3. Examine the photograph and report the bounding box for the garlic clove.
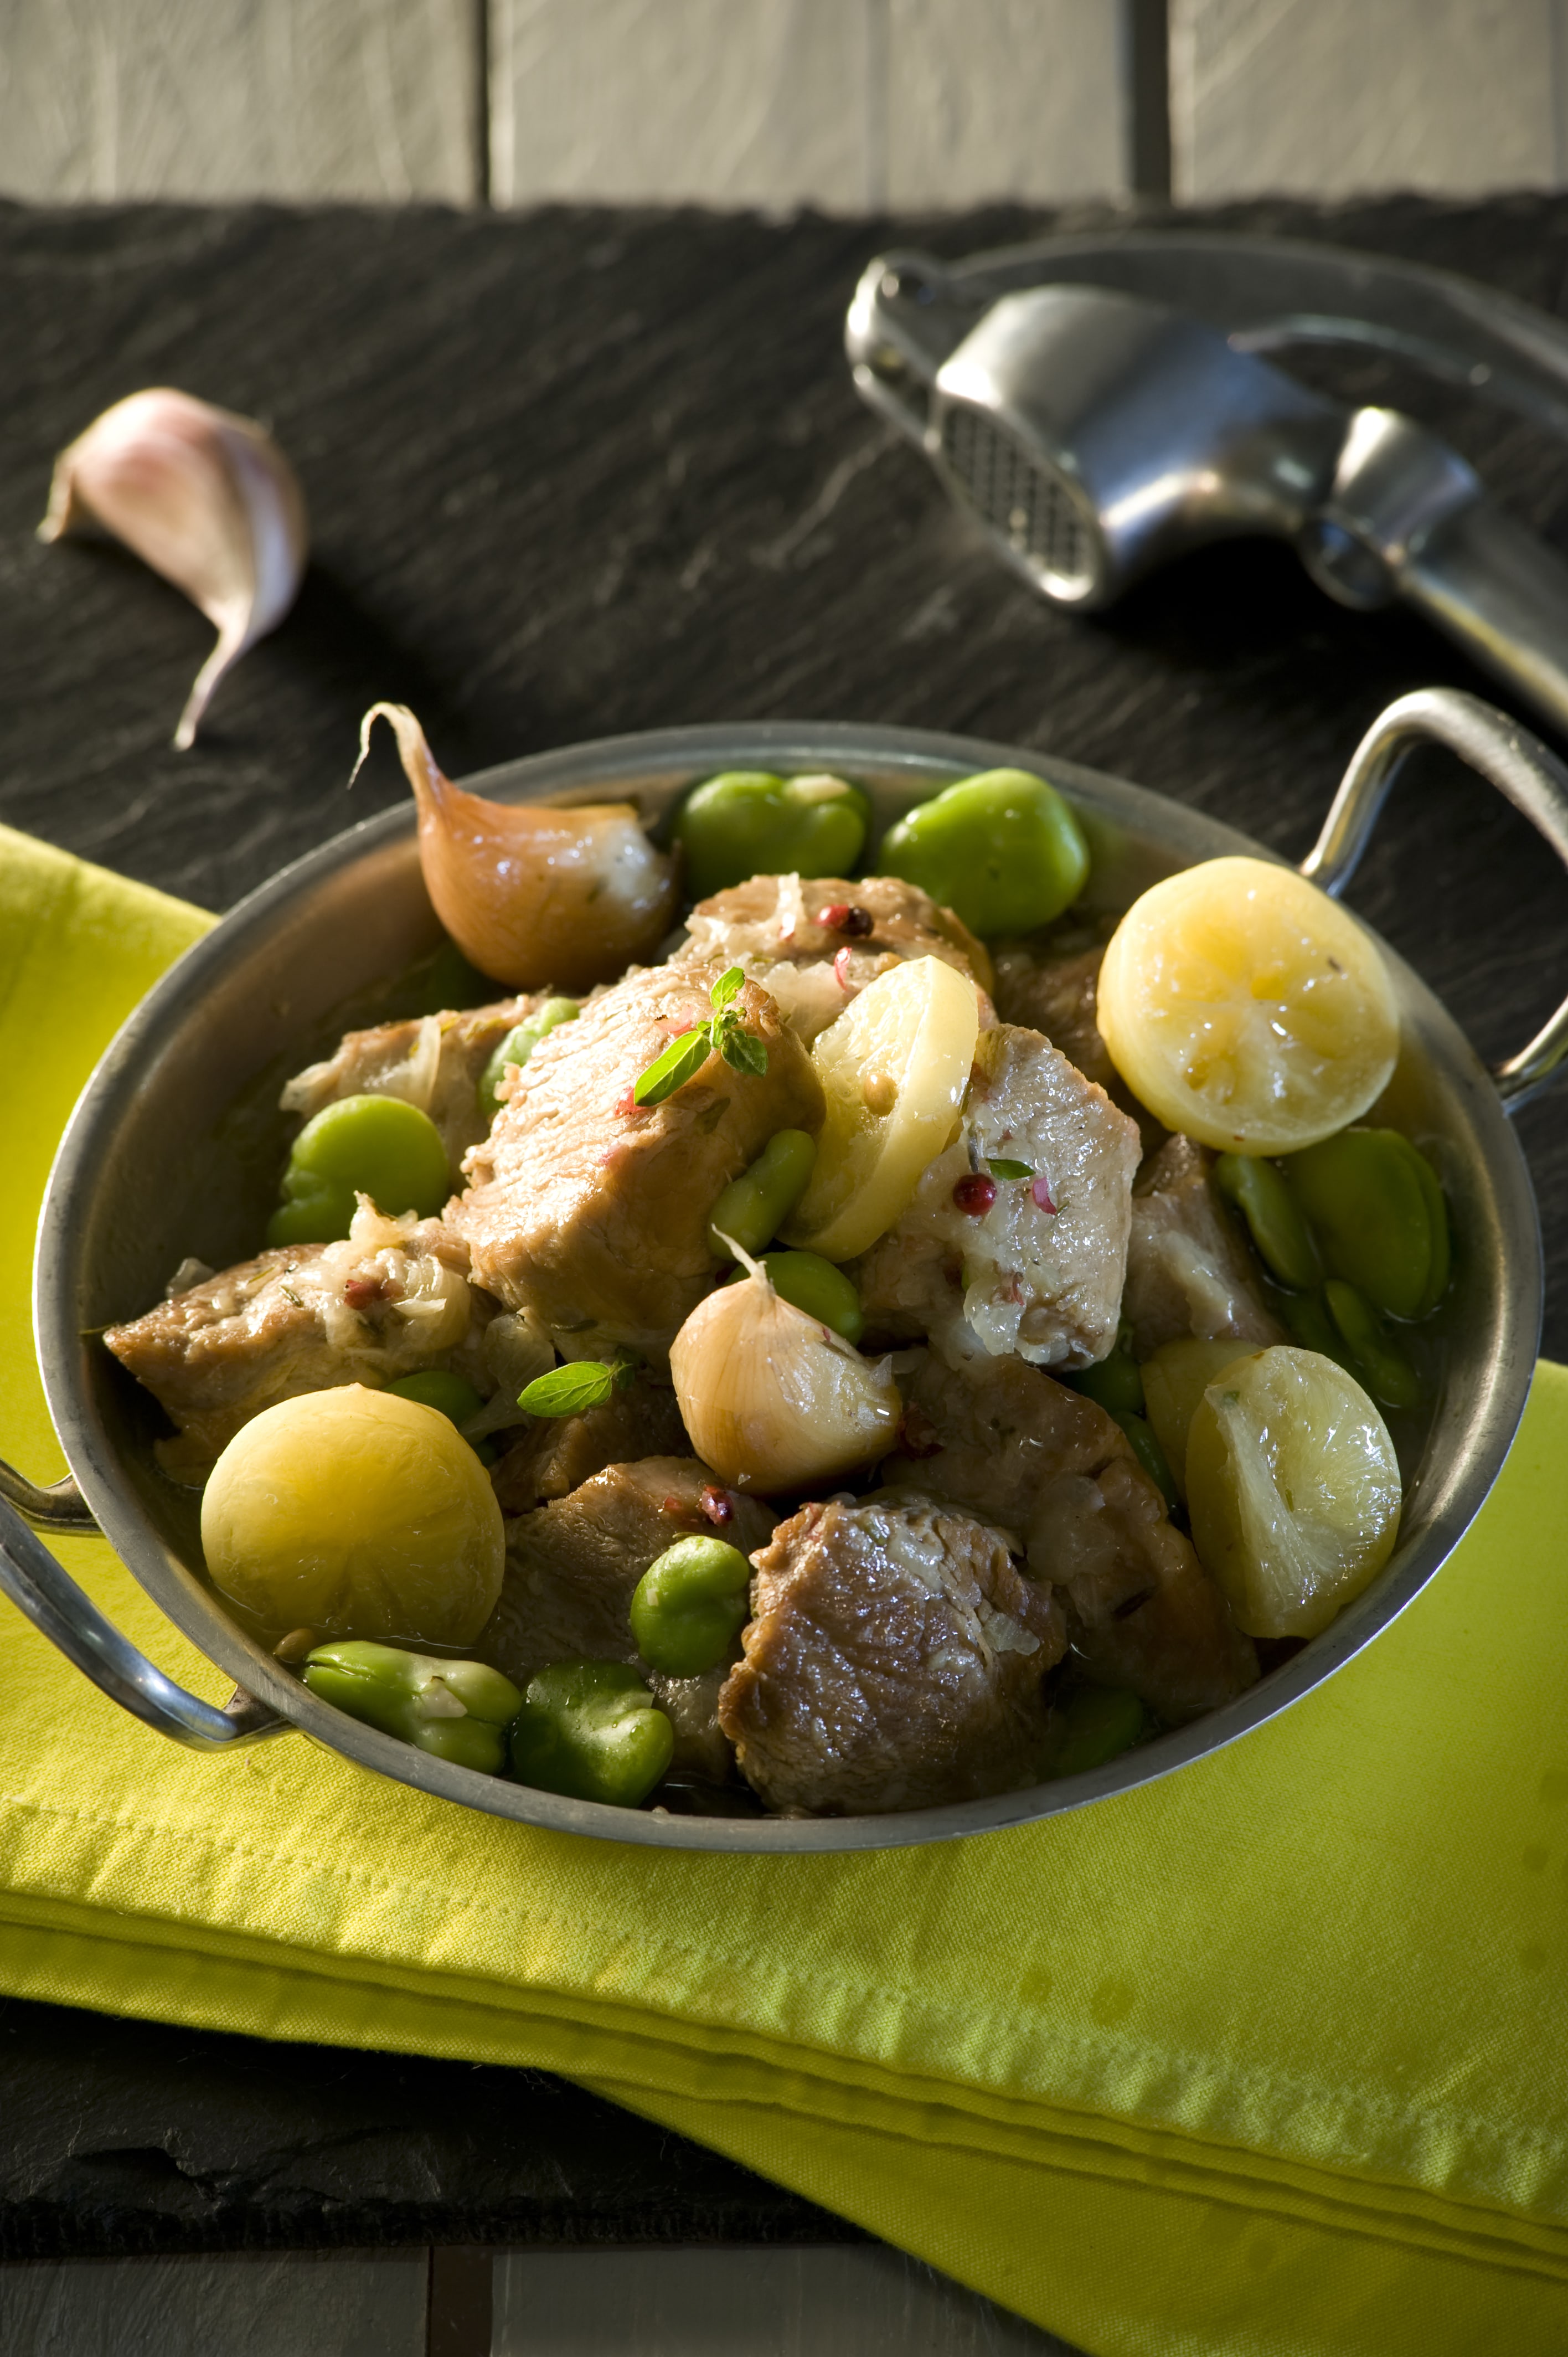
[670,1257,901,1493]
[358,703,679,991]
[39,387,308,750]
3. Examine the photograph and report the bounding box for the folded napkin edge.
[5,1889,1568,2286]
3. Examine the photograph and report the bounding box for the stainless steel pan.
[3,687,1565,1852]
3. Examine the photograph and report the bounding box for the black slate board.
[1,190,1564,2260]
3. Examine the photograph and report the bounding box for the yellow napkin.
[4,821,1568,2357]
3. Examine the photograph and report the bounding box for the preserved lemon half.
[781,956,979,1261]
[202,1385,505,1645]
[1096,856,1399,1154]
[1185,1346,1401,1638]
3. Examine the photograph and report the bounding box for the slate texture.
[0,1996,858,2261]
[0,191,1564,2256]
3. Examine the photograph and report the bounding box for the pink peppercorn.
[821,902,874,937]
[952,1173,997,1215]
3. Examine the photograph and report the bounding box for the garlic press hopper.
[847,232,1568,740]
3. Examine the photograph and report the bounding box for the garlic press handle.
[1301,686,1568,1109]
[1299,408,1568,745]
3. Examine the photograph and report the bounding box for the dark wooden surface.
[1,189,1564,2261]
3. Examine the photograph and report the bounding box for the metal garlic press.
[847,232,1568,739]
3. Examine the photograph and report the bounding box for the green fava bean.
[760,1250,864,1342]
[266,1179,358,1248]
[674,771,871,901]
[274,1093,450,1247]
[878,769,1090,939]
[630,1535,753,1677]
[1276,1286,1358,1375]
[510,1661,674,1807]
[385,1370,488,1444]
[1055,1685,1146,1777]
[1282,1128,1447,1320]
[1324,1279,1421,1411]
[1213,1153,1318,1290]
[1069,1331,1144,1420]
[303,1640,522,1774]
[478,997,579,1122]
[708,1130,817,1259]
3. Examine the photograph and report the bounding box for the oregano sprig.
[518,1352,639,1418]
[632,966,768,1108]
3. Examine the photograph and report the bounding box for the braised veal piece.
[1123,1134,1285,1358]
[481,1456,776,1777]
[677,872,994,1042]
[282,996,541,1177]
[719,1497,1065,1814]
[852,1021,1141,1368]
[881,1350,1258,1722]
[489,1375,688,1514]
[105,1201,486,1474]
[452,963,822,1357]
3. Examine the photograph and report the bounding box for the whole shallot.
[39,388,308,749]
[358,703,678,990]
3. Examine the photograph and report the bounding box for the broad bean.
[1213,1152,1318,1290]
[478,997,579,1121]
[1275,1286,1357,1374]
[674,771,870,901]
[386,1369,486,1425]
[630,1535,753,1677]
[303,1640,522,1773]
[1069,1327,1144,1420]
[761,1249,864,1342]
[384,1370,495,1461]
[1324,1279,1421,1411]
[509,1661,674,1807]
[708,1130,817,1260]
[878,768,1090,938]
[1281,1128,1448,1320]
[267,1093,450,1247]
[1054,1685,1146,1777]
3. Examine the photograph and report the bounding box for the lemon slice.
[1185,1345,1401,1638]
[1096,856,1399,1154]
[781,956,979,1261]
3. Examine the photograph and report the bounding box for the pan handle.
[0,1484,284,1749]
[1300,686,1568,1111]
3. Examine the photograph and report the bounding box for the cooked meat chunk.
[104,1201,482,1474]
[478,1456,775,1777]
[452,965,822,1357]
[281,997,541,1177]
[879,1350,1257,1723]
[1123,1134,1285,1361]
[1030,1457,1258,1721]
[879,1346,1133,1532]
[719,1498,1064,1815]
[850,1022,1139,1370]
[489,1376,689,1513]
[675,873,994,1043]
[991,941,1162,1148]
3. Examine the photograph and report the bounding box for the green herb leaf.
[633,1024,712,1106]
[518,1361,623,1417]
[987,1157,1035,1181]
[709,965,746,1012]
[717,1022,769,1079]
